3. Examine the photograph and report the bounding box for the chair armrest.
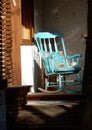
[66,53,82,59]
[66,54,82,67]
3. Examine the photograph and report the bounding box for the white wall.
[20,45,42,92]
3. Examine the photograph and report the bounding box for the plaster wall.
[34,0,43,32]
[42,0,87,77]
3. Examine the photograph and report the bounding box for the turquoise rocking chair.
[34,32,82,92]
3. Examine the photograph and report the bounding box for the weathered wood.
[11,0,22,85]
[0,0,13,85]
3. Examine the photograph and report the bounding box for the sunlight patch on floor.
[26,100,79,117]
[27,100,79,106]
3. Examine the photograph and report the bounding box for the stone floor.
[7,97,82,130]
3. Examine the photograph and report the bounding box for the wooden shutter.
[0,0,13,86]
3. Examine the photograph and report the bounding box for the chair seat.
[55,67,81,74]
[46,67,81,76]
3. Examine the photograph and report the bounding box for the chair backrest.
[34,32,67,56]
[34,32,68,74]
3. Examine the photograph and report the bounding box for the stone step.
[26,91,82,101]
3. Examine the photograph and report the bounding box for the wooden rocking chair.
[34,32,82,92]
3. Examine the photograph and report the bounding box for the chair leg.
[77,73,82,89]
[46,74,82,91]
[46,76,50,90]
[58,74,62,91]
[63,75,66,90]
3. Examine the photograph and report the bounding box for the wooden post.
[11,0,22,85]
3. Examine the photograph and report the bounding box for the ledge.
[6,85,31,122]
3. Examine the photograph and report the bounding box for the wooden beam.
[11,0,22,85]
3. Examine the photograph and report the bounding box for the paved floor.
[7,100,82,130]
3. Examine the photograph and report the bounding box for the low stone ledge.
[6,85,31,123]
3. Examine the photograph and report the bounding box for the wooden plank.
[11,0,22,85]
